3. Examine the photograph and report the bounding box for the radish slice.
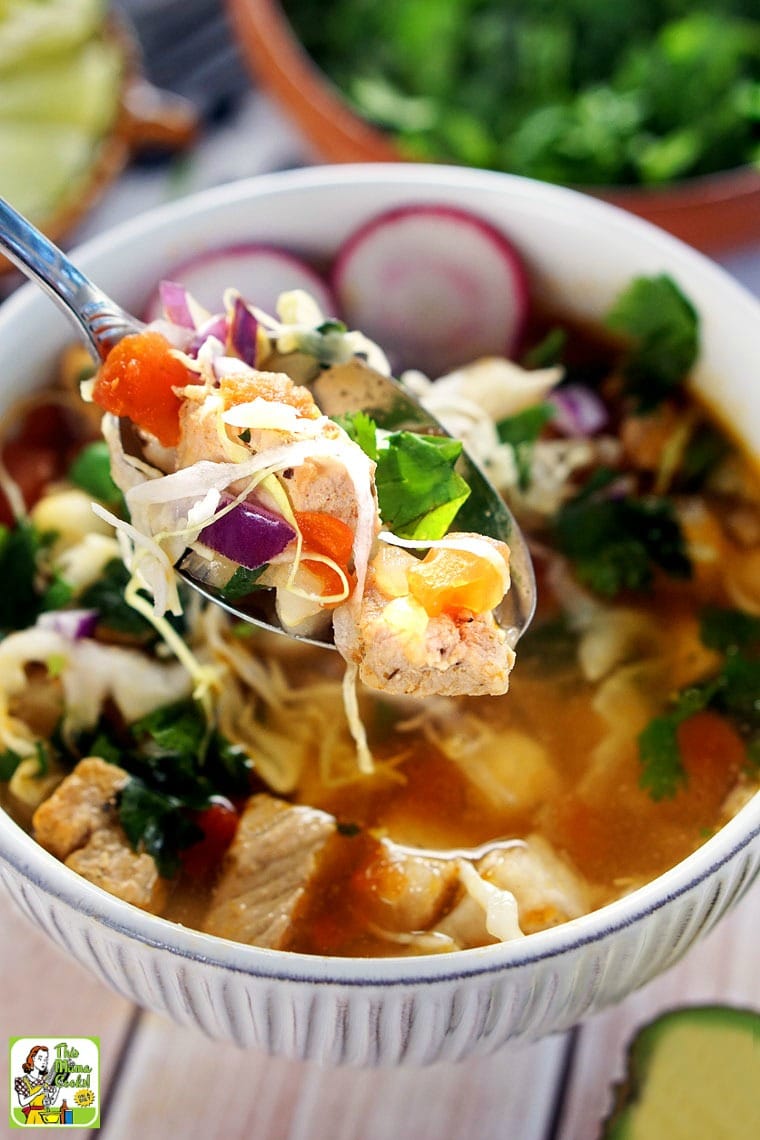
[144,244,338,322]
[331,205,529,378]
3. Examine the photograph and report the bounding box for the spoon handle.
[0,197,140,361]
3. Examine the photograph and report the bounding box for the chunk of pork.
[202,793,336,949]
[32,757,168,913]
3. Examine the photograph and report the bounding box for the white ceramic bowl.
[1,166,759,1066]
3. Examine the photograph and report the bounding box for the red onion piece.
[159,281,197,329]
[230,296,258,366]
[37,609,99,641]
[189,313,228,358]
[548,384,608,436]
[198,496,295,569]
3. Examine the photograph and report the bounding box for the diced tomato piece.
[294,509,356,601]
[92,331,188,447]
[407,546,506,618]
[181,802,239,880]
[677,710,746,806]
[0,442,60,524]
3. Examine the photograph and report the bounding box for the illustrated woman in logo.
[14,1046,60,1124]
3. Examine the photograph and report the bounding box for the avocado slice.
[602,1006,760,1139]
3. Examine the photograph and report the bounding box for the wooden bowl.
[228,0,760,254]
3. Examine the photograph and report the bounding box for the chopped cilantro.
[78,559,187,640]
[699,606,760,654]
[124,699,252,806]
[334,410,379,460]
[521,327,567,369]
[220,564,268,600]
[678,421,730,489]
[336,414,471,538]
[0,748,24,782]
[238,428,252,444]
[605,275,699,410]
[376,431,470,539]
[0,521,46,632]
[117,778,203,878]
[638,682,718,800]
[41,573,73,613]
[33,741,49,776]
[69,700,254,873]
[67,441,124,509]
[497,402,555,491]
[317,319,347,335]
[639,605,760,800]
[554,470,691,597]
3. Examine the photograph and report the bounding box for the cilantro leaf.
[117,778,203,878]
[220,564,268,600]
[336,415,472,539]
[127,699,252,805]
[638,683,717,800]
[497,402,555,491]
[41,573,74,613]
[78,559,187,641]
[68,441,124,509]
[638,607,760,800]
[375,431,471,539]
[334,410,379,461]
[699,606,760,654]
[554,473,691,597]
[605,275,699,410]
[0,521,45,632]
[521,327,567,369]
[0,748,24,782]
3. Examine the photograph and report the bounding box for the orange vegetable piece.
[677,710,746,809]
[407,546,506,618]
[220,371,318,418]
[92,331,189,447]
[294,509,355,601]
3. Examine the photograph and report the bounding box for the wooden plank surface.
[99,1012,569,1140]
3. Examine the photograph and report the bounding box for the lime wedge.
[0,122,101,223]
[0,38,122,132]
[0,0,105,72]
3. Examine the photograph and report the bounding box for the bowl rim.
[0,162,759,985]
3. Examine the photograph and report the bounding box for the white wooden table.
[1,78,759,1139]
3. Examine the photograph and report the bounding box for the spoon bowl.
[0,195,536,645]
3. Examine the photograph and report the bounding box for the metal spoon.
[0,196,536,646]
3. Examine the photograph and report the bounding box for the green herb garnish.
[605,275,699,410]
[638,606,760,799]
[334,409,378,460]
[554,468,691,596]
[336,412,471,540]
[0,748,24,782]
[497,402,555,491]
[117,778,203,878]
[220,564,268,600]
[68,441,124,508]
[78,559,187,640]
[0,521,75,630]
